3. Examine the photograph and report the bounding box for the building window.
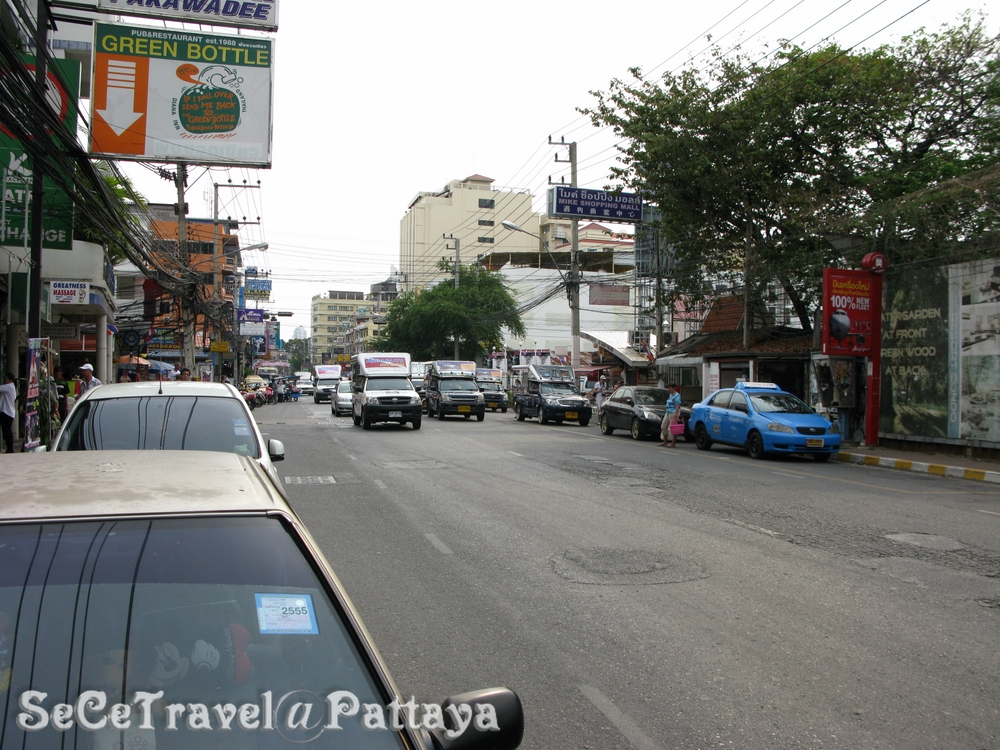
[478,219,494,226]
[478,237,494,244]
[478,198,495,209]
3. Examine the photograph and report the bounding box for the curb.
[835,451,1000,484]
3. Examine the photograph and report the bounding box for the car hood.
[763,412,831,429]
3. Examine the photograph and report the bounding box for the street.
[259,400,1000,750]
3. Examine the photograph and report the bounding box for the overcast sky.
[116,0,995,340]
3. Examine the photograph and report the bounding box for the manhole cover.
[551,548,708,585]
[885,533,966,551]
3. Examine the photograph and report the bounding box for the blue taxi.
[688,382,841,461]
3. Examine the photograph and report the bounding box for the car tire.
[437,406,446,420]
[813,452,831,462]
[313,396,319,404]
[477,413,484,422]
[362,410,372,430]
[600,414,614,435]
[331,404,336,415]
[501,407,507,413]
[540,412,549,425]
[412,417,421,430]
[746,431,766,460]
[353,411,361,427]
[695,423,713,451]
[516,404,525,422]
[579,418,590,427]
[630,418,643,440]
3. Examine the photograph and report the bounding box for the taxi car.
[688,382,841,460]
[0,451,524,750]
[53,381,286,487]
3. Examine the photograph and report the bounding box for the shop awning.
[581,331,652,367]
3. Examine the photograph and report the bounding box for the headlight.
[440,393,451,402]
[476,393,485,402]
[544,397,560,405]
[367,396,380,405]
[767,422,795,434]
[411,396,422,404]
[828,423,839,434]
[641,410,659,420]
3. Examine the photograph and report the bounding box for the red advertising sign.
[822,268,879,356]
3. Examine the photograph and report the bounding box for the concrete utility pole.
[552,137,581,367]
[27,0,48,340]
[444,234,460,359]
[176,164,197,368]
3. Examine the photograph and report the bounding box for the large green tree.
[583,14,1000,331]
[372,264,525,360]
[282,337,309,373]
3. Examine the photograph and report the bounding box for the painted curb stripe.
[836,451,1000,484]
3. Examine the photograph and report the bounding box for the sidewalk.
[835,444,1000,484]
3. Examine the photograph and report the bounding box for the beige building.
[310,290,365,364]
[400,174,538,291]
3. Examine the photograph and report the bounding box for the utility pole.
[654,227,664,355]
[27,0,48,340]
[743,204,752,350]
[176,164,197,368]
[552,138,581,367]
[444,234,460,359]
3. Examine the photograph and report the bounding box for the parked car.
[53,381,286,486]
[599,385,691,441]
[0,451,524,750]
[332,379,353,416]
[688,381,841,460]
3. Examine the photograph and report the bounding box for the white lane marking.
[508,451,523,456]
[978,509,1000,517]
[579,685,661,750]
[346,455,357,461]
[772,471,801,478]
[424,534,453,555]
[374,479,387,489]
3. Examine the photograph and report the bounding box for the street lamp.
[501,220,579,366]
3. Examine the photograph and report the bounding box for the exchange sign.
[548,186,642,223]
[90,23,273,166]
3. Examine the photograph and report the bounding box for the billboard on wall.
[588,283,630,306]
[821,269,877,357]
[90,23,273,166]
[1,57,80,250]
[97,0,279,31]
[880,257,1000,444]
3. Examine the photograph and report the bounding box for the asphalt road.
[258,399,1000,750]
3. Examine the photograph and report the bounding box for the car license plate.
[806,438,824,448]
[389,411,402,418]
[488,402,498,408]
[565,411,578,419]
[458,405,471,413]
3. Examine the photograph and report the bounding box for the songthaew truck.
[426,361,486,421]
[312,364,342,404]
[476,368,508,413]
[350,353,422,430]
[513,364,592,426]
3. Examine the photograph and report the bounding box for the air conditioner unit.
[661,331,680,346]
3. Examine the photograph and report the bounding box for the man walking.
[1,373,16,453]
[78,363,102,395]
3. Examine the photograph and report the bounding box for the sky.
[113,0,997,341]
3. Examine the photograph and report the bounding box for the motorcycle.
[241,389,256,411]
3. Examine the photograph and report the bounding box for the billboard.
[245,277,271,300]
[1,57,81,250]
[821,269,878,357]
[588,283,630,306]
[90,23,273,166]
[548,186,641,223]
[238,308,265,335]
[97,0,279,31]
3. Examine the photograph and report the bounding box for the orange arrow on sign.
[91,54,149,156]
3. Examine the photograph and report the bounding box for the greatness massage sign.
[16,689,501,741]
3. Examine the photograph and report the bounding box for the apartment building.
[311,290,365,363]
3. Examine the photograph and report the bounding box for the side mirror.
[624,398,633,406]
[267,438,285,462]
[428,688,523,750]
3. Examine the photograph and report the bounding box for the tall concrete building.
[310,290,365,364]
[400,175,538,291]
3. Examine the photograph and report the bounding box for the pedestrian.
[593,375,608,411]
[78,363,103,395]
[179,368,192,381]
[658,382,683,448]
[1,373,16,454]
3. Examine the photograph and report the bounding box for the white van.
[350,353,422,430]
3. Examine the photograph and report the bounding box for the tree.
[583,14,1000,332]
[372,264,525,360]
[282,338,309,373]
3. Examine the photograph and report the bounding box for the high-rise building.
[310,290,365,363]
[399,175,537,291]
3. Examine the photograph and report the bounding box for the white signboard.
[97,0,279,31]
[48,281,89,304]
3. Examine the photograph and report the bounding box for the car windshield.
[366,378,413,391]
[317,378,339,387]
[338,381,353,393]
[0,517,406,749]
[480,383,502,392]
[749,392,813,414]
[56,396,260,458]
[439,379,478,392]
[540,382,579,395]
[635,388,671,406]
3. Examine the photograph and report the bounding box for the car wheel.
[476,413,485,422]
[437,406,446,420]
[313,396,319,404]
[813,452,831,462]
[600,414,614,435]
[579,418,590,427]
[331,404,336,415]
[501,407,507,413]
[540,412,549,425]
[630,418,643,440]
[695,423,713,451]
[746,431,766,460]
[516,404,525,422]
[362,410,372,430]
[412,417,421,430]
[352,411,361,427]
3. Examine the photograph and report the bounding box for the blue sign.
[239,309,265,323]
[548,186,642,223]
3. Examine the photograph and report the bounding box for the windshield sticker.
[232,418,251,436]
[255,593,319,634]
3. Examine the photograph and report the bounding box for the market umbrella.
[145,360,175,373]
[118,355,151,365]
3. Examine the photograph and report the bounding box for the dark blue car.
[688,382,841,461]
